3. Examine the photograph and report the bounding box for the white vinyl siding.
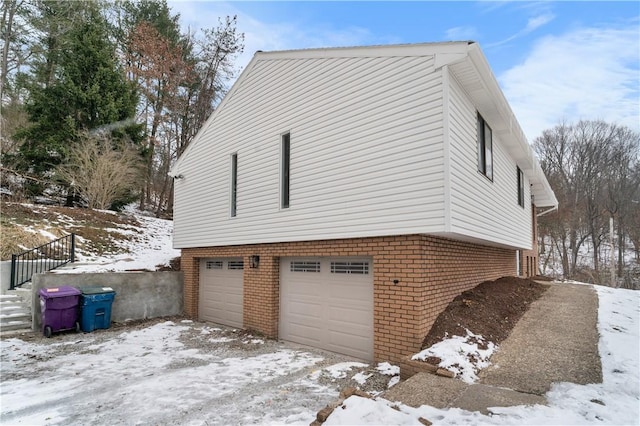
[447,71,532,249]
[173,55,445,248]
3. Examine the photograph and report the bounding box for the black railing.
[10,233,75,290]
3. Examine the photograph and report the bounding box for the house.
[170,41,558,364]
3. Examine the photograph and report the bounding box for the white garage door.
[199,258,244,328]
[280,257,373,360]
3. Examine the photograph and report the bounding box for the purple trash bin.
[39,286,81,337]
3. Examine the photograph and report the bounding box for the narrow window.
[231,153,237,217]
[281,133,290,209]
[477,113,493,181]
[517,166,525,207]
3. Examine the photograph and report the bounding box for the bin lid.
[39,286,81,298]
[80,286,116,295]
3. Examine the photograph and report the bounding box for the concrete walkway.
[383,282,602,414]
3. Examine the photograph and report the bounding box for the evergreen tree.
[10,2,142,188]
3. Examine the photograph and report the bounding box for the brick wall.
[181,234,516,364]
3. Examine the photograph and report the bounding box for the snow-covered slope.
[1,202,180,272]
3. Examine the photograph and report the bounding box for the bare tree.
[604,126,640,277]
[535,120,640,283]
[56,132,142,210]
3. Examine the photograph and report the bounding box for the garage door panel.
[327,333,371,360]
[280,257,373,360]
[289,281,324,297]
[199,258,243,328]
[327,283,371,300]
[288,301,323,317]
[328,306,371,326]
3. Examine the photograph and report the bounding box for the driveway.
[1,318,398,425]
[383,282,604,415]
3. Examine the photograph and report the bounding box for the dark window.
[290,261,320,272]
[477,113,493,180]
[231,153,237,217]
[517,166,525,207]
[228,260,244,270]
[330,261,369,274]
[206,260,223,269]
[281,133,290,209]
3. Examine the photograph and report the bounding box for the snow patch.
[376,362,400,376]
[352,372,373,385]
[324,362,369,379]
[412,329,496,383]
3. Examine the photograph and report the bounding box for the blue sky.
[168,1,640,141]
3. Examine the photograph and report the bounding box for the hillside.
[0,201,179,272]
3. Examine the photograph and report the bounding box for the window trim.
[280,132,291,209]
[517,166,525,208]
[230,152,238,217]
[477,113,493,181]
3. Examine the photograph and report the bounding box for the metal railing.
[10,233,75,290]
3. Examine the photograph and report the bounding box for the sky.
[166,1,639,143]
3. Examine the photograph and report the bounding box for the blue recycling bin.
[80,287,116,332]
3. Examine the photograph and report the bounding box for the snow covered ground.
[62,212,180,273]
[0,321,399,425]
[326,285,640,425]
[2,285,637,425]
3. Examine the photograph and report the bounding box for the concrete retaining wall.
[32,272,183,331]
[1,261,11,294]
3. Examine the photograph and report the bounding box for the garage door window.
[330,261,369,274]
[290,261,321,272]
[228,260,244,270]
[205,260,223,269]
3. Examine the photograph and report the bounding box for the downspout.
[537,206,558,217]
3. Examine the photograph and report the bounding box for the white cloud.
[445,26,479,41]
[500,25,640,141]
[487,12,555,47]
[525,13,555,31]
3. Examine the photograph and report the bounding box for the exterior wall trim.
[442,64,452,233]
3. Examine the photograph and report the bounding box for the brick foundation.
[181,234,516,364]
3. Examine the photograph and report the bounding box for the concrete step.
[0,288,33,333]
[5,287,33,306]
[0,305,31,315]
[0,320,33,333]
[1,311,31,323]
[0,294,23,302]
[0,290,31,306]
